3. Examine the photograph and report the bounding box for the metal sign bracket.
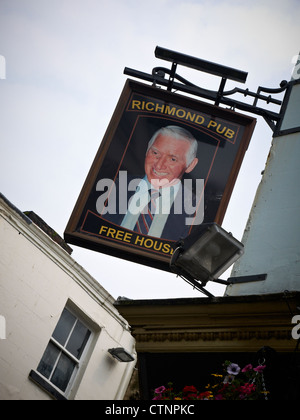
[124,46,290,133]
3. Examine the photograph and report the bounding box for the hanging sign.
[64,80,256,271]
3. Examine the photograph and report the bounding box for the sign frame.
[64,79,256,272]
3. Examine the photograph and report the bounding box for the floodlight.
[108,348,135,363]
[170,223,244,296]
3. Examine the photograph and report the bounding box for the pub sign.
[64,80,256,271]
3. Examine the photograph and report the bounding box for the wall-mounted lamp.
[170,223,245,297]
[108,348,135,363]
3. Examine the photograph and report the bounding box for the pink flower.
[242,364,253,372]
[254,365,266,373]
[154,386,166,394]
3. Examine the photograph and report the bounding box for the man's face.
[144,134,198,188]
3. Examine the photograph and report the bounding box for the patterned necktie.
[134,189,160,235]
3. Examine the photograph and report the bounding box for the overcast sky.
[0,0,299,300]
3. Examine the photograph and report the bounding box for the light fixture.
[170,223,244,297]
[108,348,135,363]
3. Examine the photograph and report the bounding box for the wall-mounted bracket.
[124,46,290,132]
[174,273,267,298]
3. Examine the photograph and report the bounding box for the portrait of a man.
[98,125,203,241]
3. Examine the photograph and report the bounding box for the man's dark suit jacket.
[100,176,200,242]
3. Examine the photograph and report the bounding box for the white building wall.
[226,79,300,296]
[0,195,136,400]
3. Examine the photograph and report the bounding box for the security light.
[170,223,244,297]
[108,348,135,363]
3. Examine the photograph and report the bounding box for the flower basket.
[152,360,269,401]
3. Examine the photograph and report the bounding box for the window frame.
[30,305,95,400]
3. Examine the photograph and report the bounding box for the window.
[31,307,92,399]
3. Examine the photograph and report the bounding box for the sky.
[0,0,299,300]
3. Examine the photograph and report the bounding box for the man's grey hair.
[147,125,198,167]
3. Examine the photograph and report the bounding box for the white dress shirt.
[121,176,181,238]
